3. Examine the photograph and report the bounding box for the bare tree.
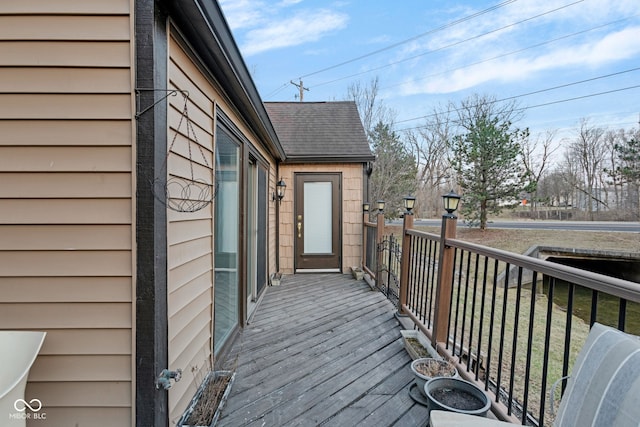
[404,107,453,217]
[521,130,558,216]
[569,119,608,220]
[346,77,395,136]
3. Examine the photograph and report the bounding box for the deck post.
[432,213,457,347]
[398,211,413,315]
[375,203,385,287]
[362,205,369,269]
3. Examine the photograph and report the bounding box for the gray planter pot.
[410,358,458,398]
[424,377,491,417]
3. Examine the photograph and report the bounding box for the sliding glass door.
[214,126,240,354]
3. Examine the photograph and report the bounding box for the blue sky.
[218,0,639,141]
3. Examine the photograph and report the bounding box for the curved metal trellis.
[151,90,217,213]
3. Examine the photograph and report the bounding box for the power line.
[296,0,520,80]
[396,67,640,124]
[311,0,587,89]
[381,16,636,93]
[395,84,640,132]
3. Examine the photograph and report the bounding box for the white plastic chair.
[430,323,640,427]
[0,331,46,427]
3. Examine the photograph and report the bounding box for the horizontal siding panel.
[167,205,213,223]
[169,312,211,369]
[167,154,214,182]
[169,100,214,137]
[168,92,214,132]
[168,77,213,120]
[0,225,131,250]
[40,329,131,355]
[0,41,131,67]
[0,250,131,276]
[0,0,130,14]
[169,349,210,420]
[168,272,211,317]
[0,67,131,93]
[168,236,212,269]
[0,147,132,172]
[169,36,218,101]
[168,52,214,95]
[168,288,211,341]
[0,173,132,198]
[30,355,131,382]
[167,219,212,244]
[0,199,131,224]
[27,381,131,407]
[0,120,132,146]
[0,303,131,328]
[24,407,131,427]
[168,105,214,142]
[0,94,131,119]
[0,16,130,40]
[169,254,212,290]
[0,277,132,303]
[166,129,214,167]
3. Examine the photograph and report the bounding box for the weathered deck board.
[218,274,429,426]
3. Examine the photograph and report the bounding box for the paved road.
[390,219,640,233]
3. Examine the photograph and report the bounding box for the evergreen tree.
[607,136,640,219]
[450,95,531,229]
[369,121,417,218]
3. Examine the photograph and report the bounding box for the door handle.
[297,214,302,238]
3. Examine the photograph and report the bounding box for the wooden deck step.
[218,274,429,426]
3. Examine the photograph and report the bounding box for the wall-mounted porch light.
[442,190,461,216]
[376,200,385,212]
[273,178,286,202]
[363,202,370,212]
[403,195,416,215]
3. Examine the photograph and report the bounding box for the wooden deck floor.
[218,274,429,427]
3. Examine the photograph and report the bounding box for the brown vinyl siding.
[0,1,134,426]
[278,163,365,273]
[167,33,280,422]
[167,35,216,423]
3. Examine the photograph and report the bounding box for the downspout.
[275,163,281,273]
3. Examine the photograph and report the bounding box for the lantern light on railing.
[376,200,385,212]
[442,190,461,215]
[403,195,416,214]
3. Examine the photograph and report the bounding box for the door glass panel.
[214,127,240,354]
[304,181,332,254]
[247,161,257,306]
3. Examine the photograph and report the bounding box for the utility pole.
[290,79,309,101]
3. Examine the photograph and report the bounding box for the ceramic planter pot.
[410,358,458,398]
[424,377,491,417]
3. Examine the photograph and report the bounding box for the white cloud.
[219,1,349,56]
[241,9,348,56]
[398,24,640,95]
[218,0,266,30]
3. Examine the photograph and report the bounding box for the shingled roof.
[264,101,375,163]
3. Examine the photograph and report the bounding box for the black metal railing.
[363,215,640,426]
